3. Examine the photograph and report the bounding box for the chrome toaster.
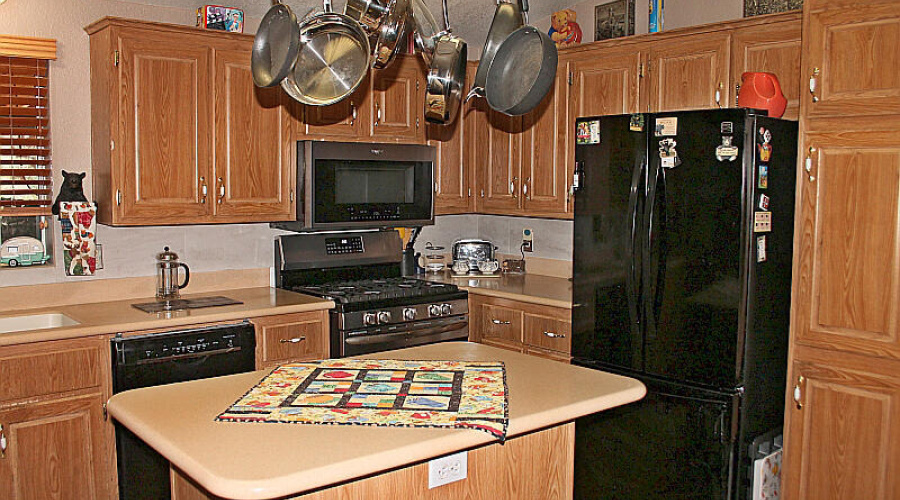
[451,239,497,273]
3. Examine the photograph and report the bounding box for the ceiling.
[115,0,573,50]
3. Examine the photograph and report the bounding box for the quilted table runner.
[217,359,509,439]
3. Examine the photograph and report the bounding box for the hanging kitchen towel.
[59,201,98,276]
[217,359,509,440]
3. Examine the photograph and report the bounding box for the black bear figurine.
[51,170,88,216]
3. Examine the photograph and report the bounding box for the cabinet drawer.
[524,314,571,355]
[253,312,328,366]
[0,338,103,403]
[481,305,523,344]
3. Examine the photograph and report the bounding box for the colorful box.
[197,5,244,33]
[649,0,664,33]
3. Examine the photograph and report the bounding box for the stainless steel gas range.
[276,231,468,357]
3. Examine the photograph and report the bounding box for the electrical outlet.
[428,451,467,488]
[522,228,534,252]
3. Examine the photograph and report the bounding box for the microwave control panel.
[325,236,365,255]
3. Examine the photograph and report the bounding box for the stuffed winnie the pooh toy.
[549,9,582,48]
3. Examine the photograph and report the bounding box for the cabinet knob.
[279,336,306,344]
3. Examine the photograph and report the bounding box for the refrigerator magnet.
[759,194,770,210]
[758,127,773,162]
[721,121,733,134]
[754,212,772,232]
[715,136,739,162]
[758,165,768,189]
[629,114,645,132]
[654,117,678,136]
[576,120,601,144]
[757,235,767,262]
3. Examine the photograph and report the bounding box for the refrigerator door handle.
[625,159,645,330]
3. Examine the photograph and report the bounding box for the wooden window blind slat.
[0,55,52,215]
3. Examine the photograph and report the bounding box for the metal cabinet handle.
[491,319,511,325]
[217,177,225,204]
[350,103,357,126]
[715,82,723,108]
[793,375,805,410]
[279,336,306,344]
[374,103,381,126]
[511,177,518,198]
[199,177,207,204]
[1,423,6,459]
[809,67,820,102]
[735,83,741,106]
[805,146,817,182]
[523,177,530,198]
[543,331,566,339]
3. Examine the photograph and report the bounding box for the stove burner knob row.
[363,312,378,326]
[377,311,392,324]
[403,307,417,321]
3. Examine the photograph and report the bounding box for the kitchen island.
[107,342,643,499]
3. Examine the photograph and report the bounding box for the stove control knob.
[377,311,392,324]
[363,312,378,326]
[428,304,442,317]
[441,303,452,316]
[403,307,417,321]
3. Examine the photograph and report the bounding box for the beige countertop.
[0,287,333,346]
[426,272,573,308]
[107,342,644,500]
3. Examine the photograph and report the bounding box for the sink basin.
[0,313,80,334]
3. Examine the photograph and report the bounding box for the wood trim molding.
[0,34,57,59]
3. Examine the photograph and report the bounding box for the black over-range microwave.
[272,141,435,232]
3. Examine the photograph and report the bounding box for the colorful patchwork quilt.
[217,359,509,439]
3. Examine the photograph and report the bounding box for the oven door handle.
[345,317,468,345]
[133,346,243,365]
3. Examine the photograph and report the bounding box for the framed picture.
[744,0,802,17]
[594,0,634,41]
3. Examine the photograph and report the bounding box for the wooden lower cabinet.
[0,337,112,500]
[470,294,571,361]
[171,422,575,500]
[252,311,330,369]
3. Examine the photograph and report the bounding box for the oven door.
[334,314,468,357]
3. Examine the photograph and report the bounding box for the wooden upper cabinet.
[212,49,294,221]
[302,81,370,139]
[431,61,476,215]
[370,55,425,142]
[730,13,802,120]
[87,18,296,225]
[566,44,645,119]
[117,31,210,222]
[785,356,900,500]
[803,4,900,117]
[648,31,731,111]
[792,122,900,361]
[474,101,522,214]
[521,65,568,217]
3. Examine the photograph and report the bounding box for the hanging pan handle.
[441,0,451,31]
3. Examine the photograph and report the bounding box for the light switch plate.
[428,451,467,488]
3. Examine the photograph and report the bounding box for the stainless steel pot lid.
[252,3,301,88]
[281,13,372,106]
[410,0,438,65]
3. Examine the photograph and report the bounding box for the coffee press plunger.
[156,247,190,301]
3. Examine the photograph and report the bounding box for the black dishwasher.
[111,322,256,500]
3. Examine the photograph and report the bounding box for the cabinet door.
[370,55,425,142]
[793,124,900,360]
[0,393,109,500]
[567,45,645,119]
[471,98,523,214]
[431,61,476,215]
[212,48,294,221]
[302,80,371,140]
[803,4,900,118]
[648,32,731,111]
[785,358,900,500]
[118,32,210,222]
[252,311,329,367]
[520,66,568,217]
[523,312,571,356]
[731,15,802,120]
[480,303,523,346]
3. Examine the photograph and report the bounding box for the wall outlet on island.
[428,451,467,488]
[522,228,534,252]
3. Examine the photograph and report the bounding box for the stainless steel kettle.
[156,247,190,301]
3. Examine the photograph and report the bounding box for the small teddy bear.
[51,170,88,216]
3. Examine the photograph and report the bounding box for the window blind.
[0,56,51,216]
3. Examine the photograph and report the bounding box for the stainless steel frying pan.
[484,25,557,116]
[466,0,526,101]
[424,0,467,125]
[251,2,301,88]
[371,0,411,69]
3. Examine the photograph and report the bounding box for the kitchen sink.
[0,313,80,334]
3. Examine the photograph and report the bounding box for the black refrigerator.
[572,109,796,500]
